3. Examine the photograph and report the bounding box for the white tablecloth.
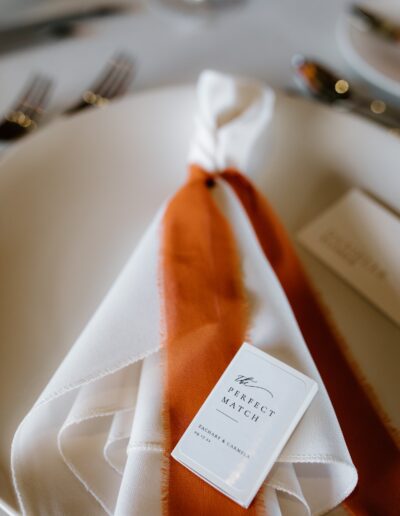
[0,0,356,116]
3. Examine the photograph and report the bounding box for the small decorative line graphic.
[216,409,238,423]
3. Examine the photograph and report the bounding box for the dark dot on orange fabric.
[205,177,216,189]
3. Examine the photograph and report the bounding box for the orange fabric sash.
[161,167,262,515]
[221,169,400,515]
[161,165,400,515]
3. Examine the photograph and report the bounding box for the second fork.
[66,53,135,114]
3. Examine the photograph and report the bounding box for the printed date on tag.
[171,343,318,508]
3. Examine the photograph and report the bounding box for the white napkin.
[10,71,357,516]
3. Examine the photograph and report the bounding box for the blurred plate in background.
[338,3,400,98]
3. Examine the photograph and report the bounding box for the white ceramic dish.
[0,85,399,515]
[338,3,400,98]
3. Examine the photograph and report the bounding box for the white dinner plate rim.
[337,4,400,98]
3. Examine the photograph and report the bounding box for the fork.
[0,75,53,142]
[66,53,135,114]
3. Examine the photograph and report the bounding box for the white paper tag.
[298,189,400,327]
[171,343,318,508]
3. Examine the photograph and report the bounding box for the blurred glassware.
[147,0,246,24]
[156,0,244,13]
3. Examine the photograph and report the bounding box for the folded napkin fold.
[14,70,397,515]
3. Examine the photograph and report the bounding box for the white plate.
[338,3,400,98]
[0,85,399,514]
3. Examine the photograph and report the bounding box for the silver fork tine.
[90,54,127,98]
[12,76,42,112]
[95,64,121,98]
[23,77,52,119]
[28,78,52,119]
[66,52,135,114]
[95,53,134,98]
[109,67,134,98]
[100,57,134,99]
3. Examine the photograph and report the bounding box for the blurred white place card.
[298,189,400,327]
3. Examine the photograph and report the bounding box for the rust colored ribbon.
[220,169,400,516]
[161,166,262,515]
[161,165,399,515]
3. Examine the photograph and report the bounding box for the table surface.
[0,0,368,117]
